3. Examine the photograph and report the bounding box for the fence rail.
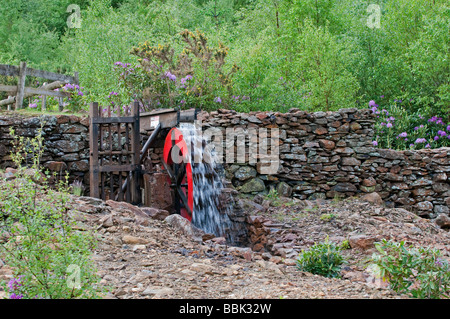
[0,62,79,111]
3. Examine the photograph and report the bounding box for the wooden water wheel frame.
[162,127,194,221]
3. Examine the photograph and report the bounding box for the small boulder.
[164,214,205,242]
[348,235,378,250]
[434,214,450,229]
[122,235,149,245]
[361,192,383,206]
[141,207,170,221]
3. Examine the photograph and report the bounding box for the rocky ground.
[0,177,449,299]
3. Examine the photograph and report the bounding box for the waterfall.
[178,123,236,243]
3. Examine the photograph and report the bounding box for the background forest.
[0,0,449,149]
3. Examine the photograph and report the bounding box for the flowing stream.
[178,123,237,244]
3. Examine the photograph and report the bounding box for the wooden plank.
[0,64,19,77]
[89,102,100,199]
[0,81,65,106]
[0,85,69,98]
[25,87,69,98]
[99,164,137,173]
[0,64,77,83]
[26,68,76,83]
[15,62,27,110]
[91,117,135,124]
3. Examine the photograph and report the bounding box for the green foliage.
[296,236,346,278]
[120,29,238,111]
[319,213,337,222]
[371,239,450,299]
[0,125,103,299]
[370,100,450,150]
[0,0,448,130]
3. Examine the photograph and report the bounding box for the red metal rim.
[163,127,194,221]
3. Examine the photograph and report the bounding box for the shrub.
[296,236,346,278]
[370,239,450,299]
[369,99,450,150]
[116,29,239,111]
[0,125,103,299]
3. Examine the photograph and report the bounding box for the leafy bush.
[0,125,103,299]
[296,236,346,278]
[115,29,238,111]
[369,99,450,150]
[371,239,450,299]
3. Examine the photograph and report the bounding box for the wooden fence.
[0,62,79,111]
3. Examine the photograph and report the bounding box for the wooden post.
[89,102,100,198]
[15,62,27,110]
[7,96,12,111]
[73,71,79,86]
[131,101,141,204]
[58,97,64,112]
[41,82,47,111]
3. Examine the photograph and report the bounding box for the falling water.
[178,123,238,244]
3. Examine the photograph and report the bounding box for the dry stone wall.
[0,109,448,219]
[0,114,91,186]
[199,108,450,218]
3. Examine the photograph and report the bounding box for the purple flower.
[164,71,176,81]
[29,103,38,108]
[372,141,378,146]
[414,127,419,131]
[9,293,23,299]
[214,96,222,103]
[371,106,378,113]
[388,116,395,121]
[434,136,439,141]
[380,95,384,98]
[380,122,386,126]
[78,91,83,96]
[415,138,426,144]
[438,130,446,137]
[398,132,407,138]
[369,100,378,107]
[409,144,414,148]
[425,143,431,148]
[447,125,450,132]
[386,123,393,128]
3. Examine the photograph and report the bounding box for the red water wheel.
[162,127,194,221]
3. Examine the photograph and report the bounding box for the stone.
[164,214,205,242]
[350,122,362,131]
[276,182,293,197]
[411,178,433,187]
[341,157,361,166]
[240,178,265,193]
[106,200,151,226]
[141,207,170,221]
[432,183,449,193]
[361,192,383,206]
[189,263,215,274]
[142,286,175,297]
[319,139,335,150]
[314,127,328,135]
[234,166,257,181]
[434,214,450,228]
[434,205,449,215]
[44,161,68,172]
[122,235,149,245]
[362,177,377,187]
[334,183,357,193]
[348,235,377,250]
[415,201,433,211]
